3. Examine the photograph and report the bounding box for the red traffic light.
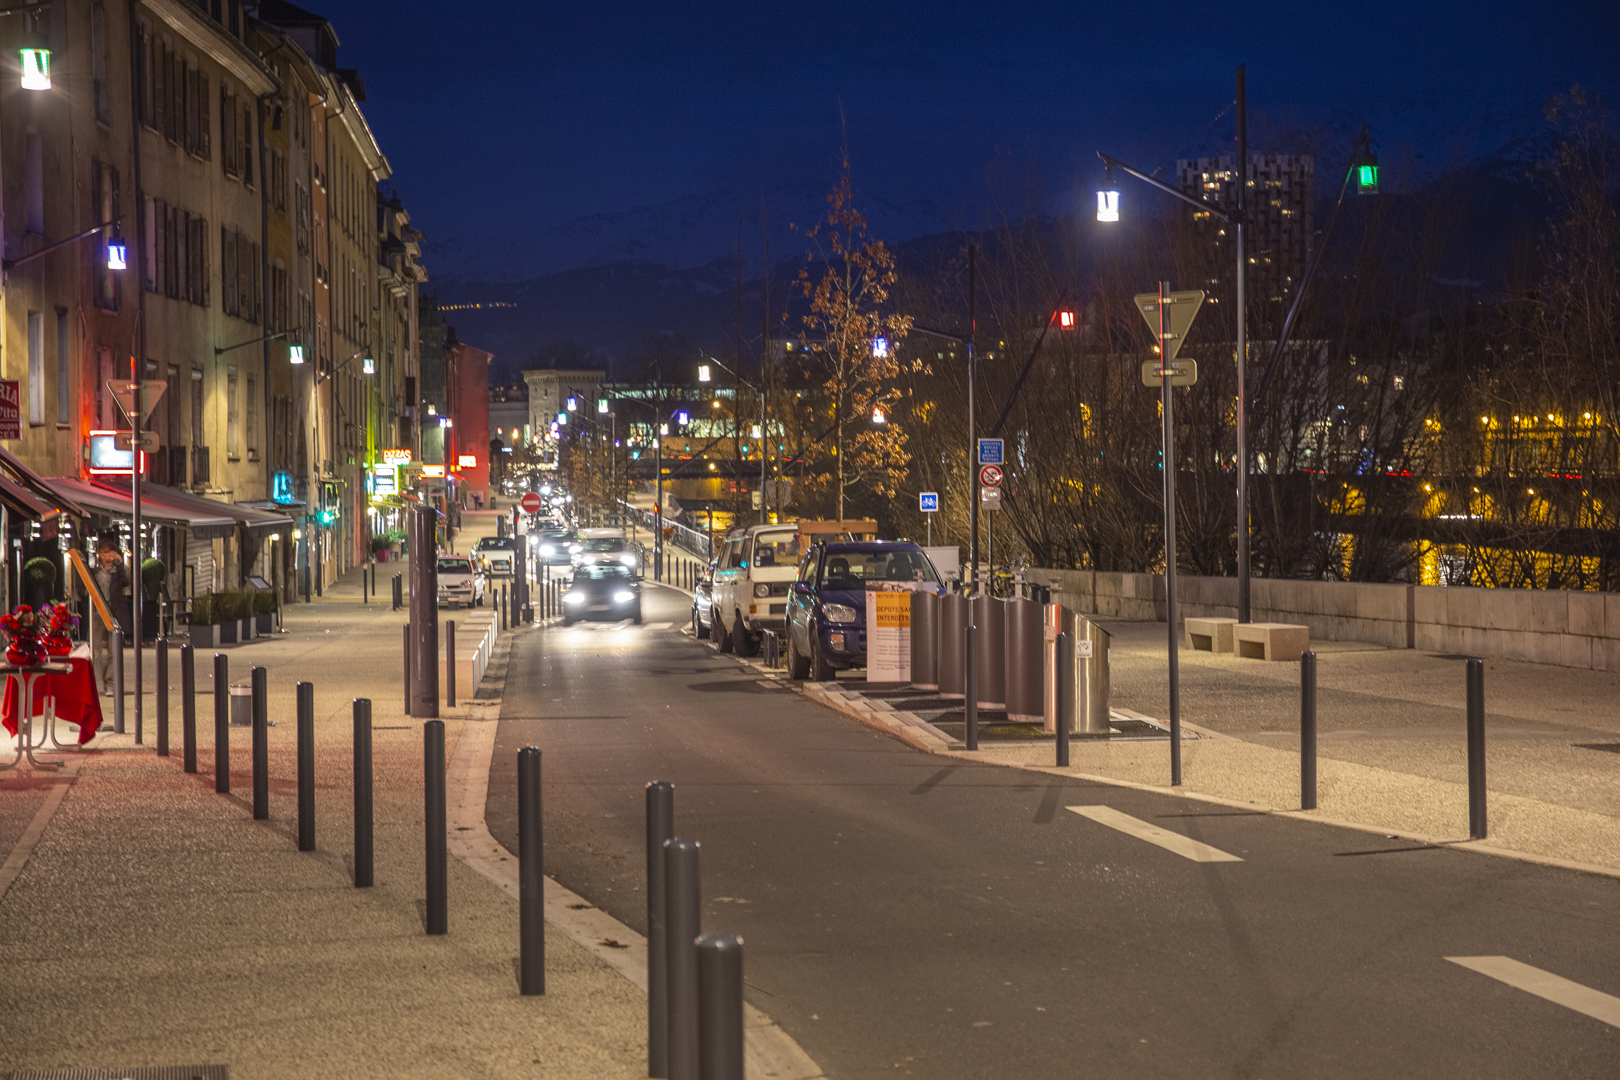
[1057,309,1077,329]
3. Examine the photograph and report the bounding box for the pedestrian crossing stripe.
[561,621,673,632]
[1067,805,1243,863]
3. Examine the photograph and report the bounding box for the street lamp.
[20,38,49,91]
[106,230,128,270]
[871,405,886,424]
[289,341,305,364]
[1095,188,1120,223]
[871,337,889,358]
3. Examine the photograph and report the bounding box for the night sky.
[312,1,1617,282]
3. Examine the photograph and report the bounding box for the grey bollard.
[938,593,968,699]
[1055,631,1071,767]
[424,719,447,933]
[964,623,979,751]
[297,682,315,850]
[1043,603,1073,735]
[251,667,268,820]
[213,653,230,794]
[1467,658,1486,839]
[112,627,125,734]
[973,594,1007,709]
[1005,597,1044,722]
[519,745,545,995]
[353,698,374,887]
[156,637,170,756]
[1301,652,1317,810]
[446,620,456,707]
[664,837,702,1080]
[696,933,745,1080]
[910,590,939,690]
[181,644,197,773]
[403,624,412,717]
[647,781,675,1078]
[500,586,507,631]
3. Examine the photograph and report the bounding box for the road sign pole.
[132,380,143,745]
[1160,281,1182,786]
[967,245,977,597]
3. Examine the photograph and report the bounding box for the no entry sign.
[520,492,543,514]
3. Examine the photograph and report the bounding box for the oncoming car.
[562,565,642,625]
[436,554,487,608]
[572,528,643,578]
[534,528,578,566]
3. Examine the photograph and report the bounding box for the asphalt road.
[488,583,1620,1079]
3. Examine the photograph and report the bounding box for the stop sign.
[520,492,543,514]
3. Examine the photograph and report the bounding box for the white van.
[711,524,802,656]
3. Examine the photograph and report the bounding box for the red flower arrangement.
[2,604,45,666]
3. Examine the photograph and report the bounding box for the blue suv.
[784,541,943,681]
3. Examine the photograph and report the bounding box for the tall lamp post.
[698,357,770,525]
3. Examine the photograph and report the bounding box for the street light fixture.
[362,357,376,375]
[598,398,609,414]
[289,341,305,364]
[20,39,49,91]
[106,230,128,270]
[871,337,889,358]
[871,406,886,424]
[567,396,577,411]
[698,364,712,383]
[1095,188,1120,223]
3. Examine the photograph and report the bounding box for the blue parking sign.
[919,491,939,512]
[977,438,1004,466]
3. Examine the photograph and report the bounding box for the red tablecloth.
[2,657,103,744]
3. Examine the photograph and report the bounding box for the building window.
[55,311,69,425]
[246,375,258,459]
[222,227,238,315]
[92,160,121,312]
[27,313,43,426]
[241,104,254,188]
[190,367,204,448]
[220,83,238,177]
[226,366,239,457]
[25,131,43,235]
[91,2,109,125]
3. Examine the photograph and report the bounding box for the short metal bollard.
[353,698,374,887]
[964,624,979,751]
[403,624,412,717]
[297,682,315,851]
[519,745,545,995]
[646,781,675,1078]
[181,644,197,773]
[392,573,403,611]
[500,586,507,631]
[664,837,702,1080]
[213,653,230,794]
[446,620,456,707]
[424,719,448,933]
[251,667,269,820]
[112,628,125,734]
[1301,651,1318,810]
[697,933,745,1080]
[1467,658,1486,839]
[156,637,170,757]
[1055,631,1070,768]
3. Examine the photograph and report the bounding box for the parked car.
[573,528,644,578]
[711,524,803,656]
[690,557,719,639]
[534,529,579,566]
[472,535,517,578]
[562,565,642,625]
[784,541,942,680]
[436,554,487,608]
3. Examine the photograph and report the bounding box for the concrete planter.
[189,622,222,648]
[256,612,274,635]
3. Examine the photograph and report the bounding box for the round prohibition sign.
[979,464,1003,488]
[520,492,544,514]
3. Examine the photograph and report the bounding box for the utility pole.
[1158,282,1182,785]
[966,244,978,595]
[1235,64,1251,623]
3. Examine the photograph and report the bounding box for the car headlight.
[822,603,858,623]
[563,592,585,605]
[614,591,634,603]
[754,583,771,597]
[620,553,637,565]
[540,545,554,556]
[569,544,581,552]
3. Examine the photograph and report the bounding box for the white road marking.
[1446,956,1620,1028]
[1066,805,1244,863]
[644,621,672,631]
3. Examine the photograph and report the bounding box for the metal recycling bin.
[910,590,940,690]
[973,594,1006,709]
[938,592,969,699]
[230,683,253,727]
[1044,604,1112,734]
[1004,596,1044,721]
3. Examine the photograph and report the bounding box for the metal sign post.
[919,491,938,546]
[1134,285,1205,787]
[110,378,165,746]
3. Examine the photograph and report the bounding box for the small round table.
[0,662,74,772]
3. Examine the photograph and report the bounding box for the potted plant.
[188,593,220,648]
[22,556,57,610]
[253,588,276,635]
[370,534,394,563]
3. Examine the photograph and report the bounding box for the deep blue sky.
[309,1,1618,280]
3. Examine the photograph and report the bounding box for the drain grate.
[11,1068,228,1080]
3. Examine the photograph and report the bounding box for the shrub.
[22,556,57,587]
[190,593,214,626]
[141,558,166,593]
[253,589,277,615]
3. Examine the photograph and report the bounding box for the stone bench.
[1233,622,1310,662]
[1185,617,1239,653]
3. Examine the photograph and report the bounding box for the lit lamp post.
[699,356,770,525]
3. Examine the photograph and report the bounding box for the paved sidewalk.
[724,618,1620,876]
[0,531,646,1077]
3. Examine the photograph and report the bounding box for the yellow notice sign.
[873,591,911,629]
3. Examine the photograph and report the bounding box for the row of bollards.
[1296,650,1488,838]
[646,780,746,1080]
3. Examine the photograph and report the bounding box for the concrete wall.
[1028,569,1620,673]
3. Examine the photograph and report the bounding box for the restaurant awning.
[127,484,294,537]
[48,479,237,539]
[0,474,58,519]
[2,449,86,519]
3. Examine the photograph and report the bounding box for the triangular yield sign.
[1134,289,1206,365]
[107,380,167,426]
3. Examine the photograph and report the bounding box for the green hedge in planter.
[192,587,278,626]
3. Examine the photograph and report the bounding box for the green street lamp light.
[20,38,49,91]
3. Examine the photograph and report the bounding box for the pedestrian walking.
[82,537,130,696]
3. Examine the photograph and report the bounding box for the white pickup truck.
[711,524,801,657]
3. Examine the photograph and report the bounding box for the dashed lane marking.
[1067,805,1244,863]
[1446,956,1620,1029]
